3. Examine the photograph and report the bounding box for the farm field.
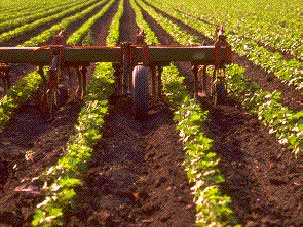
[0,0,302,226]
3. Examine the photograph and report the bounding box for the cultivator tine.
[192,64,199,98]
[80,64,87,98]
[0,27,232,119]
[151,66,157,97]
[157,65,163,98]
[0,63,11,94]
[113,63,122,96]
[121,42,131,95]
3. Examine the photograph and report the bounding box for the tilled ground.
[139,1,303,226]
[0,1,196,226]
[65,1,196,226]
[0,3,114,225]
[1,0,303,226]
[64,97,195,227]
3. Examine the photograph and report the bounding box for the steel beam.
[0,45,230,65]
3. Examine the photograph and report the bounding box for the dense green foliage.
[0,0,99,44]
[132,1,239,225]
[31,1,122,225]
[22,0,106,46]
[147,0,303,60]
[0,70,44,131]
[0,0,87,33]
[145,0,303,90]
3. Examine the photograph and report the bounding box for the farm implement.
[0,27,231,119]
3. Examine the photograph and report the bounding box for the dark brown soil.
[0,101,82,226]
[118,0,139,43]
[140,2,303,226]
[91,0,120,45]
[64,97,195,227]
[203,105,303,227]
[1,1,303,227]
[64,1,196,226]
[142,0,303,112]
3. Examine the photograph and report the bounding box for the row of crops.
[138,0,303,154]
[0,0,302,226]
[153,0,303,60]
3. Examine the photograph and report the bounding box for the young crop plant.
[162,64,240,226]
[0,69,46,132]
[31,1,123,224]
[130,0,158,45]
[106,0,124,46]
[145,0,303,90]
[225,64,303,156]
[22,0,106,46]
[32,62,114,226]
[148,0,303,60]
[131,2,240,225]
[0,0,99,44]
[67,0,116,45]
[0,0,85,34]
[136,0,200,45]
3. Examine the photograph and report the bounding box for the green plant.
[162,64,239,226]
[31,0,122,224]
[32,62,114,226]
[226,64,303,155]
[131,2,239,225]
[0,69,45,131]
[67,0,115,45]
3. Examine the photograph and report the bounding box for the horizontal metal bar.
[0,46,121,64]
[148,46,226,63]
[65,47,121,63]
[0,45,229,64]
[0,47,49,64]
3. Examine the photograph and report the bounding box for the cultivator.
[0,27,232,119]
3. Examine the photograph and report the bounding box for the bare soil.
[64,1,196,226]
[64,97,196,227]
[1,0,303,227]
[0,1,196,226]
[140,2,303,226]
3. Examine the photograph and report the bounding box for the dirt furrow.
[142,0,303,112]
[0,100,82,226]
[0,3,117,222]
[64,97,195,227]
[118,0,138,43]
[91,0,120,45]
[139,3,303,226]
[64,1,196,226]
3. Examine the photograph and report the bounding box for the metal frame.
[0,27,232,117]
